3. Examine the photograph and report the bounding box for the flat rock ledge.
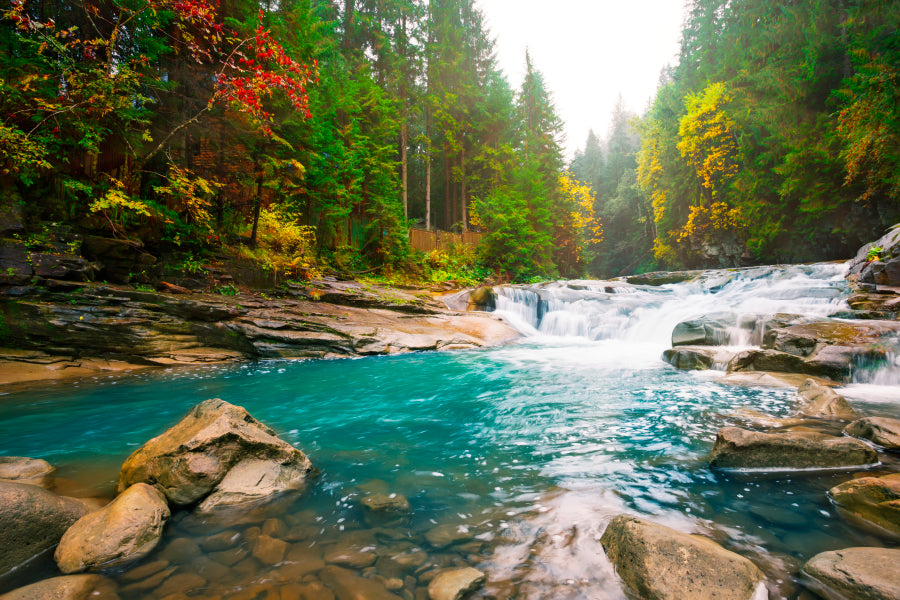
[845,416,900,449]
[0,574,120,600]
[55,483,170,573]
[707,427,878,471]
[829,474,900,539]
[600,514,766,600]
[802,547,900,600]
[118,398,315,512]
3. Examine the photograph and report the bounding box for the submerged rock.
[118,398,315,510]
[707,426,878,471]
[845,417,900,449]
[428,567,486,600]
[55,483,170,573]
[0,481,90,575]
[0,574,120,600]
[726,408,809,429]
[795,379,860,421]
[319,565,402,600]
[600,514,766,600]
[0,457,54,488]
[829,474,900,539]
[626,270,701,286]
[802,547,900,600]
[360,493,411,513]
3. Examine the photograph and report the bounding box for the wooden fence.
[409,228,485,253]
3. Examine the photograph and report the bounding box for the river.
[1,263,899,599]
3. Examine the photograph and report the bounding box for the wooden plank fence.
[409,228,485,253]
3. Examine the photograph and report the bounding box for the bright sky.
[475,0,686,157]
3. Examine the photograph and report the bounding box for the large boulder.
[428,567,486,600]
[55,483,170,573]
[600,514,766,600]
[118,399,315,511]
[795,379,860,421]
[0,574,119,600]
[663,346,736,370]
[0,481,90,575]
[0,457,54,488]
[829,474,900,539]
[671,312,742,347]
[845,417,900,449]
[802,547,900,600]
[707,427,878,471]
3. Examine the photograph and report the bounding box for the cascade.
[492,263,851,349]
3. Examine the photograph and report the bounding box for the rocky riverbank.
[0,279,519,386]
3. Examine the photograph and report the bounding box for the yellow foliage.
[558,172,603,252]
[677,82,740,197]
[154,163,223,232]
[240,206,319,280]
[678,202,744,241]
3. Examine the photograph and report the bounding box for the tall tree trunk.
[342,0,355,49]
[249,172,264,248]
[460,142,467,233]
[400,121,408,220]
[425,148,431,230]
[444,152,451,229]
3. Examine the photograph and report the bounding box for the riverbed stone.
[361,493,412,513]
[0,574,120,600]
[829,473,900,538]
[802,547,900,600]
[663,346,736,370]
[671,312,738,347]
[55,482,170,573]
[427,567,485,600]
[707,426,878,471]
[118,398,316,509]
[0,481,90,575]
[845,417,900,449]
[600,514,766,600]
[252,534,289,565]
[319,565,403,600]
[726,408,810,429]
[795,379,860,421]
[0,457,54,488]
[425,524,472,549]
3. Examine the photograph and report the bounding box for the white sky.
[475,0,686,157]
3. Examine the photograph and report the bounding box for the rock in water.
[0,481,89,575]
[600,514,765,600]
[0,574,120,600]
[55,483,170,573]
[802,547,900,600]
[0,457,54,488]
[428,567,486,600]
[318,565,402,600]
[829,474,900,539]
[707,427,878,471]
[117,398,315,510]
[796,379,860,421]
[845,417,900,449]
[360,493,411,513]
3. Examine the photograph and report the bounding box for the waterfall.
[490,263,851,350]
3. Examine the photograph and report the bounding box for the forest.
[1,0,898,283]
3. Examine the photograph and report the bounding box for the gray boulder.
[118,399,315,510]
[600,514,766,600]
[428,567,486,600]
[0,574,119,600]
[663,346,735,370]
[0,481,90,575]
[845,417,900,449]
[829,474,900,539]
[802,547,900,600]
[796,379,860,421]
[708,427,878,471]
[55,483,170,573]
[671,312,740,347]
[0,457,54,488]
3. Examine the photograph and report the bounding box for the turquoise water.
[2,337,900,599]
[3,264,900,599]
